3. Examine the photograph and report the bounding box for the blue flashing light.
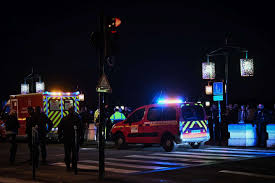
[157,98,183,104]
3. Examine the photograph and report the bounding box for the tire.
[189,142,201,149]
[161,135,175,152]
[114,133,126,149]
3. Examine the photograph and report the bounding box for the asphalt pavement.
[0,141,275,183]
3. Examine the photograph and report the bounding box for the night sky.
[1,1,275,109]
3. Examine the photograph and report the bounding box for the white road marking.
[79,160,168,170]
[51,162,139,174]
[152,153,235,160]
[188,149,275,156]
[169,151,255,158]
[208,147,275,153]
[106,158,190,166]
[126,155,215,164]
[219,170,275,179]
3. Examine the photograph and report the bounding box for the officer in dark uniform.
[58,107,81,171]
[33,106,53,164]
[25,106,35,163]
[5,109,20,164]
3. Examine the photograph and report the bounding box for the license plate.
[192,130,201,133]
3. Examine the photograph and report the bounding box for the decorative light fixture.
[21,83,29,94]
[202,58,215,79]
[79,93,85,101]
[205,101,210,107]
[36,82,45,93]
[240,58,254,77]
[205,85,213,95]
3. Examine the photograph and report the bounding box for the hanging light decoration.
[240,58,254,77]
[36,82,45,93]
[205,85,213,95]
[21,83,29,94]
[202,61,215,80]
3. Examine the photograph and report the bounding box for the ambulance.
[0,91,81,141]
[111,99,209,152]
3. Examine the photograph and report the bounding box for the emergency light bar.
[43,91,80,96]
[157,99,183,104]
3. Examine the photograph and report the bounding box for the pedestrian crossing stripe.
[51,148,275,175]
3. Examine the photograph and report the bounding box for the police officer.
[25,106,35,163]
[33,106,53,164]
[58,107,81,171]
[5,109,20,164]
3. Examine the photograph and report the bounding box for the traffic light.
[106,17,121,34]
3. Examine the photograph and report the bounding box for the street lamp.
[202,37,254,106]
[21,83,29,94]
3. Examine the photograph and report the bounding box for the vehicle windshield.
[181,105,205,121]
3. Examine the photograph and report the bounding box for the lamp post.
[202,36,254,106]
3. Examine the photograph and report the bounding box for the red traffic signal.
[114,18,121,27]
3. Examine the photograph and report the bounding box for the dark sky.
[1,1,275,109]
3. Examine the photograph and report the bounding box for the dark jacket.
[33,112,53,136]
[25,115,35,136]
[58,112,81,143]
[5,114,20,134]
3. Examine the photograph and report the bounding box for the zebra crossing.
[51,147,275,175]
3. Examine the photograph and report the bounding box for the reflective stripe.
[181,121,190,133]
[189,121,196,128]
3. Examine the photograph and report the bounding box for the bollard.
[74,125,78,175]
[228,123,257,146]
[266,124,275,148]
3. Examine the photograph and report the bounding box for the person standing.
[5,109,20,164]
[25,107,35,163]
[255,104,268,147]
[33,106,53,164]
[58,107,81,171]
[110,108,126,125]
[79,106,89,145]
[238,105,247,123]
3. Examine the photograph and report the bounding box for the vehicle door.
[124,107,146,143]
[144,106,177,143]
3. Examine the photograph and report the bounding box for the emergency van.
[0,91,81,141]
[111,100,209,152]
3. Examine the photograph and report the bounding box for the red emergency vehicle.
[0,91,81,140]
[111,100,209,152]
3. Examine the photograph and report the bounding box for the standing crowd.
[207,103,275,147]
[0,104,131,171]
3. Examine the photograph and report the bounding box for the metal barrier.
[228,123,257,146]
[267,124,275,148]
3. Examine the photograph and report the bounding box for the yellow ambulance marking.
[50,111,59,121]
[48,111,55,119]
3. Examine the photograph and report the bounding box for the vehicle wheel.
[115,134,126,149]
[161,135,175,152]
[189,142,201,149]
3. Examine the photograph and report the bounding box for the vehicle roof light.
[157,99,183,104]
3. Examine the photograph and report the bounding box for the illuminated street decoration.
[240,58,254,77]
[205,85,212,95]
[79,93,85,101]
[21,83,29,94]
[202,62,215,79]
[36,82,45,93]
[205,101,210,107]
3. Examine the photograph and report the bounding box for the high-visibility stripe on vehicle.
[201,120,208,130]
[181,121,190,133]
[196,121,203,128]
[189,121,196,128]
